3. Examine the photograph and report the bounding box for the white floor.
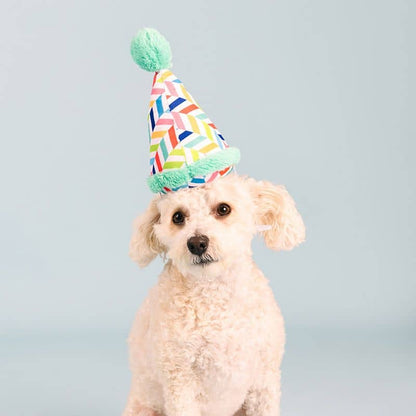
[1,327,415,416]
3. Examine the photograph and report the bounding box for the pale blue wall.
[1,0,414,333]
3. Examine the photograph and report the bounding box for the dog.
[122,174,305,416]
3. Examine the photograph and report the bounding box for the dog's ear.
[129,197,164,267]
[249,179,305,251]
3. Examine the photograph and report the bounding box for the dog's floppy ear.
[250,179,305,251]
[129,197,164,267]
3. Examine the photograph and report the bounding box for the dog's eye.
[216,203,231,217]
[172,211,185,225]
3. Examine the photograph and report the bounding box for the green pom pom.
[130,28,172,72]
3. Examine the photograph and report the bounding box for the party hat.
[131,28,240,193]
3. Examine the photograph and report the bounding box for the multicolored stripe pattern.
[147,69,234,193]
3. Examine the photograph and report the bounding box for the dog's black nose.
[187,235,209,256]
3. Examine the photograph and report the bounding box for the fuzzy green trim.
[147,147,240,193]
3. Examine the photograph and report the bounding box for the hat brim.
[147,147,240,193]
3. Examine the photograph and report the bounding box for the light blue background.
[1,0,415,415]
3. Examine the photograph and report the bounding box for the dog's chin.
[171,253,223,278]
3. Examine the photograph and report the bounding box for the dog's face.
[129,174,305,278]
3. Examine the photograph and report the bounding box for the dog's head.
[129,175,305,278]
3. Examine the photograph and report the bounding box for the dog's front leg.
[122,391,161,416]
[162,370,201,416]
[242,371,281,416]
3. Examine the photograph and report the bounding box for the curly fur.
[123,174,305,416]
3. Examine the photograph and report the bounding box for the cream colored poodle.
[123,174,305,416]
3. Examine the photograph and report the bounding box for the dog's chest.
[173,282,265,392]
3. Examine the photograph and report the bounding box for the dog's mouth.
[192,254,218,266]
